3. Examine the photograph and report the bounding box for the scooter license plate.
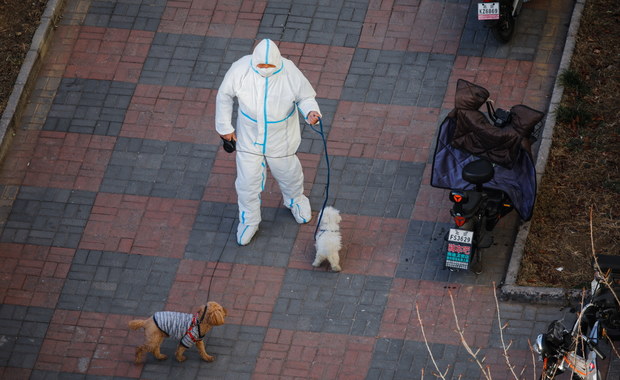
[445,228,474,270]
[478,2,500,20]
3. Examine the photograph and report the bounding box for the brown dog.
[128,302,227,364]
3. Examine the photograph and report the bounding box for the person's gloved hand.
[219,132,237,153]
[306,111,321,125]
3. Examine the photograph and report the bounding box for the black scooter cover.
[431,116,537,221]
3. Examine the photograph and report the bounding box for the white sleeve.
[286,61,321,123]
[215,61,242,135]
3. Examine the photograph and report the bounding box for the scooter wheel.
[492,13,515,43]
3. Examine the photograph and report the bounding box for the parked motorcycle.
[478,0,524,43]
[534,254,620,379]
[445,157,514,273]
[431,79,544,273]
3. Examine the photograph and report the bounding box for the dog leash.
[309,117,331,241]
[181,116,330,343]
[181,222,234,345]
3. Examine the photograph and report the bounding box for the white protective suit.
[215,39,321,240]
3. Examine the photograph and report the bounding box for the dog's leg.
[329,255,341,272]
[196,340,215,362]
[175,345,188,362]
[151,333,168,361]
[312,253,324,268]
[135,345,147,364]
[145,323,167,361]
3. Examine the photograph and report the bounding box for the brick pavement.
[0,0,594,379]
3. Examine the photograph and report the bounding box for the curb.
[0,0,67,164]
[500,0,587,305]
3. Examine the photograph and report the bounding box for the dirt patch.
[517,0,620,289]
[0,0,48,116]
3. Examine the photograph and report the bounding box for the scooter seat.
[462,159,494,185]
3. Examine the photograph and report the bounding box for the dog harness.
[153,311,204,348]
[315,228,338,239]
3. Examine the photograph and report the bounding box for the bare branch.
[527,339,538,380]
[492,282,519,379]
[589,206,620,306]
[415,303,448,380]
[448,291,493,379]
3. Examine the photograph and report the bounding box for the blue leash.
[310,117,330,240]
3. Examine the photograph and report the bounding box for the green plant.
[554,104,593,127]
[559,69,591,95]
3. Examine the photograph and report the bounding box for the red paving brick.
[381,279,495,347]
[166,261,284,327]
[328,102,439,162]
[121,84,218,144]
[447,56,536,109]
[37,310,142,377]
[159,0,266,38]
[0,130,40,185]
[22,131,115,192]
[359,0,468,54]
[80,193,197,258]
[64,26,153,82]
[290,215,407,277]
[0,244,74,308]
[278,43,355,100]
[256,329,374,379]
[413,165,454,223]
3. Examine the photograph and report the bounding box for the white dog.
[313,206,342,272]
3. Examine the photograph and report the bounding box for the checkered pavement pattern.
[0,0,584,378]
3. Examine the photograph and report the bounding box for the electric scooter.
[430,79,544,274]
[478,0,524,43]
[534,254,620,379]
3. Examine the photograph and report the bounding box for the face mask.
[255,64,277,77]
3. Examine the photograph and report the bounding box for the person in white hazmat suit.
[216,39,322,246]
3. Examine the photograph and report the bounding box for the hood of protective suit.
[252,39,283,77]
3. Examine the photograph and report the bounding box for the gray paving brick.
[368,338,487,379]
[343,48,453,107]
[397,214,522,285]
[84,0,166,31]
[185,202,299,267]
[101,137,217,200]
[139,324,264,380]
[58,250,178,315]
[141,35,254,89]
[43,78,135,136]
[458,4,545,61]
[270,269,391,336]
[311,156,423,218]
[0,187,96,248]
[298,98,337,155]
[0,305,53,369]
[258,0,368,47]
[488,302,576,351]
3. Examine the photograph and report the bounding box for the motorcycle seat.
[462,159,494,185]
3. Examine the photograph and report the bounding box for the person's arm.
[286,60,322,124]
[215,61,244,138]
